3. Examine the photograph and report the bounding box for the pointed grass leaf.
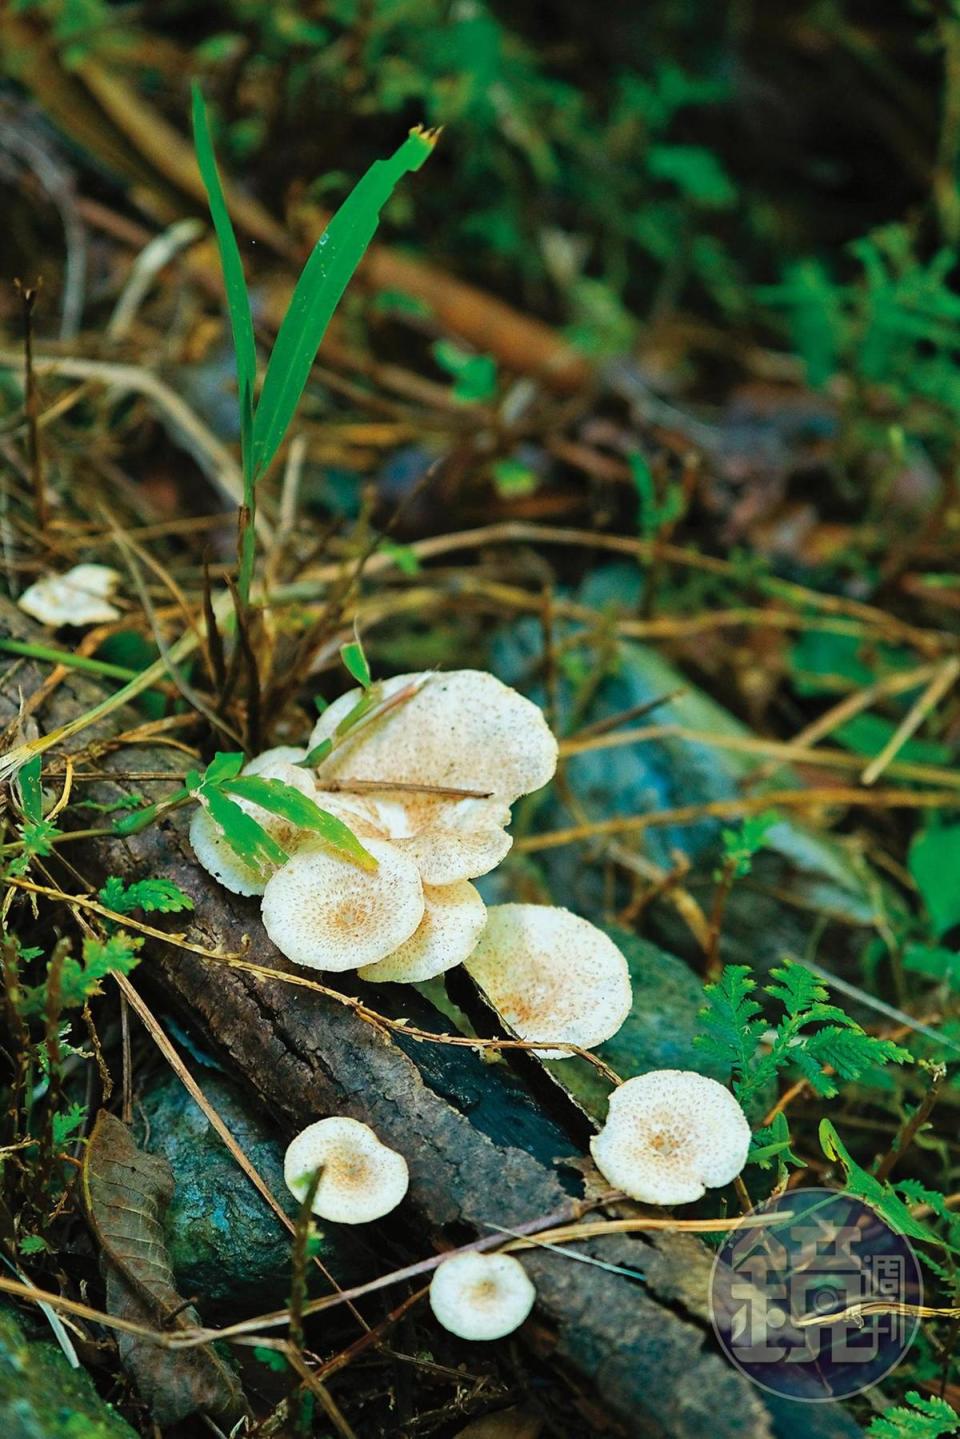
[340,637,372,688]
[18,754,43,823]
[202,787,288,875]
[251,126,438,477]
[223,774,376,869]
[191,84,257,407]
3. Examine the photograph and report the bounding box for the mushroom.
[589,1070,752,1205]
[283,1117,409,1224]
[189,748,321,897]
[18,563,121,626]
[372,796,514,886]
[309,670,557,883]
[429,1252,536,1341]
[463,904,632,1058]
[358,878,487,983]
[261,835,424,971]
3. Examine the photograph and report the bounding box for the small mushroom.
[429,1252,536,1341]
[19,563,121,627]
[261,836,424,971]
[463,904,632,1058]
[284,1117,409,1224]
[589,1070,752,1206]
[189,749,319,897]
[357,879,487,983]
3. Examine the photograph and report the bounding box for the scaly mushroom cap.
[309,670,558,804]
[18,563,121,626]
[429,1252,536,1341]
[188,750,319,897]
[261,836,424,971]
[589,1070,751,1205]
[358,879,487,983]
[365,795,514,885]
[463,904,632,1058]
[284,1117,409,1224]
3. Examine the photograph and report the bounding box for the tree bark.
[0,597,861,1439]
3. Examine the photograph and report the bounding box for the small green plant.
[192,86,438,604]
[697,960,911,1120]
[867,1392,960,1439]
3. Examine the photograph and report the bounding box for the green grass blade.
[252,126,438,478]
[223,775,376,869]
[191,84,258,408]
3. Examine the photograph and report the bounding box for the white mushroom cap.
[244,745,309,772]
[261,836,424,971]
[283,1117,409,1224]
[309,670,558,805]
[358,879,487,983]
[18,564,121,626]
[589,1070,752,1206]
[188,750,321,897]
[365,795,514,885]
[463,904,632,1059]
[429,1252,536,1341]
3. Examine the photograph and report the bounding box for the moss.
[0,1306,138,1439]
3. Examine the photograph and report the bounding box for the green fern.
[98,875,194,916]
[867,1391,960,1439]
[697,959,910,1119]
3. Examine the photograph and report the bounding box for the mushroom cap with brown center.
[357,879,487,983]
[589,1069,751,1205]
[261,835,424,971]
[463,904,632,1058]
[429,1251,536,1341]
[284,1117,409,1224]
[309,670,558,804]
[188,749,320,897]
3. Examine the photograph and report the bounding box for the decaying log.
[0,597,862,1439]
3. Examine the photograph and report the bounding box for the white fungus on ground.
[463,903,632,1058]
[261,835,424,971]
[429,1251,536,1340]
[189,748,320,897]
[357,879,487,983]
[18,563,122,627]
[589,1069,752,1206]
[283,1117,409,1224]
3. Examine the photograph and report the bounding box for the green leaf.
[910,823,960,938]
[18,755,43,823]
[98,876,194,916]
[432,340,498,403]
[819,1120,942,1246]
[191,84,257,407]
[52,1101,87,1147]
[222,776,376,869]
[766,960,829,1018]
[200,751,246,788]
[19,1235,49,1256]
[302,738,333,766]
[202,788,288,875]
[340,638,372,688]
[867,1391,960,1439]
[252,127,437,477]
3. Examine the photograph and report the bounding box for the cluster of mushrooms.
[190,669,753,1343]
